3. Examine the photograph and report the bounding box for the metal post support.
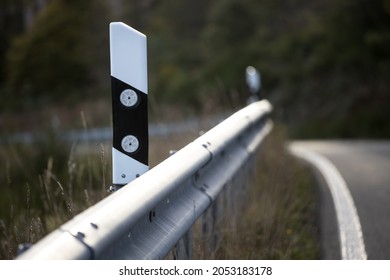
[110,22,149,190]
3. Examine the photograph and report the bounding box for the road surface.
[289,141,390,260]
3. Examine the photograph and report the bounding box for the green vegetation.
[2,0,109,111]
[1,0,389,137]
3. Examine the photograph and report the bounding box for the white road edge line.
[288,143,367,260]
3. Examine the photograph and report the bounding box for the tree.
[4,0,109,109]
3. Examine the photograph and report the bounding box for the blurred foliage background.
[0,0,389,259]
[0,0,390,137]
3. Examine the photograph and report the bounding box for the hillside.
[0,0,389,138]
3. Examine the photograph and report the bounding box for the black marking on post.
[111,76,148,166]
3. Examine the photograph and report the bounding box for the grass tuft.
[193,124,320,259]
[0,131,110,259]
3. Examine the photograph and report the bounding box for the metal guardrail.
[17,100,273,260]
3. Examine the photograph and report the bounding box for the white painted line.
[289,143,367,260]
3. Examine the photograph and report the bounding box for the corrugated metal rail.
[17,99,273,260]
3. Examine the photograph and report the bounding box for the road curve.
[289,141,390,260]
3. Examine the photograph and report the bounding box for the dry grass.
[0,138,110,259]
[0,120,319,260]
[0,123,202,259]
[192,124,320,259]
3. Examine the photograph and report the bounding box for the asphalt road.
[289,141,390,260]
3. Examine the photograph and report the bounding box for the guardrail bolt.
[149,210,156,222]
[76,232,86,239]
[90,223,98,229]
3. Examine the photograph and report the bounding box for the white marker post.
[110,22,149,190]
[245,66,261,103]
